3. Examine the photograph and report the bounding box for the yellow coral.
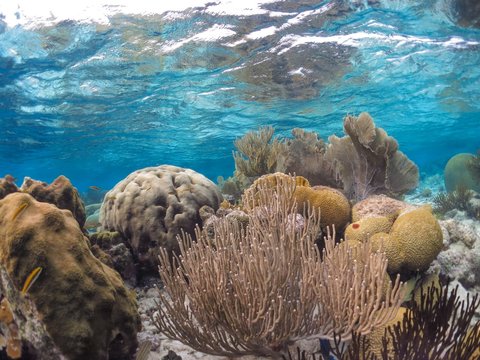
[371,206,443,273]
[243,172,309,209]
[361,307,407,358]
[250,172,310,189]
[294,185,351,230]
[344,216,393,243]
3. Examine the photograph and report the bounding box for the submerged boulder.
[0,192,140,360]
[99,165,223,273]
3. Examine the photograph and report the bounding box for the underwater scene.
[1,0,480,359]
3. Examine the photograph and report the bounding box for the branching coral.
[154,175,404,357]
[433,185,473,215]
[277,128,338,187]
[384,283,480,360]
[232,126,288,184]
[282,283,480,360]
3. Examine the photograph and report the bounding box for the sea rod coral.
[154,175,404,357]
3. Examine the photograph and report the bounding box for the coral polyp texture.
[20,175,86,228]
[243,172,351,230]
[370,206,443,273]
[99,165,223,272]
[0,192,140,360]
[351,194,413,222]
[294,185,351,231]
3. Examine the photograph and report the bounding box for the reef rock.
[99,165,223,273]
[437,214,480,288]
[0,192,140,360]
[20,175,86,228]
[90,231,138,286]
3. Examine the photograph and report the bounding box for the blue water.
[1,0,479,193]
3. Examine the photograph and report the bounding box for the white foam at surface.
[0,0,283,28]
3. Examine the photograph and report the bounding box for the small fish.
[135,340,152,360]
[89,186,102,191]
[11,203,29,221]
[21,267,43,296]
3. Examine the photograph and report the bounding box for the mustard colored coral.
[344,216,393,243]
[359,307,408,358]
[371,206,443,273]
[294,185,351,230]
[0,192,140,360]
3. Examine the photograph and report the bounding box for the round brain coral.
[344,216,393,243]
[100,165,223,272]
[370,206,443,273]
[351,194,412,222]
[294,185,351,230]
[444,153,480,192]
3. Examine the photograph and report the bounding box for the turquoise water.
[1,0,479,192]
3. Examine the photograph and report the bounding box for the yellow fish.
[11,203,29,221]
[21,267,43,295]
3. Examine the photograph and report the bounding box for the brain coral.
[100,165,223,272]
[0,192,140,360]
[444,153,480,193]
[294,185,351,231]
[371,206,443,273]
[344,216,393,243]
[351,194,413,222]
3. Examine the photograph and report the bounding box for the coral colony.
[0,113,479,360]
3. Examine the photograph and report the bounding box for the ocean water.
[0,0,479,193]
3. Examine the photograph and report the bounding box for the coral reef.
[344,216,393,244]
[90,231,138,286]
[370,206,443,273]
[232,126,288,187]
[0,175,18,200]
[20,175,86,228]
[433,185,473,215]
[351,194,413,222]
[243,173,350,231]
[155,176,403,357]
[294,185,351,231]
[222,113,418,204]
[100,165,223,273]
[325,113,419,202]
[444,153,480,193]
[437,214,480,289]
[0,192,140,360]
[277,128,337,187]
